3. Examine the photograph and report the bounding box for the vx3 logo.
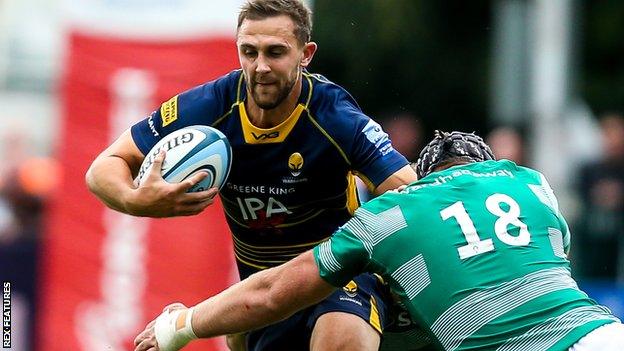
[251,131,280,140]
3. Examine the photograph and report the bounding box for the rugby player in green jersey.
[134,131,623,351]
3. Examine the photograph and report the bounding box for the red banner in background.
[38,33,239,351]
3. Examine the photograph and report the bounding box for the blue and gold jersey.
[131,69,408,278]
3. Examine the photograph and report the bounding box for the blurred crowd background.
[0,0,622,350]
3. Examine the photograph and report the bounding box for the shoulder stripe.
[548,228,566,259]
[305,112,351,165]
[236,71,244,103]
[431,267,579,351]
[344,218,374,256]
[356,206,407,246]
[497,306,619,351]
[343,206,408,256]
[304,71,334,85]
[318,240,342,273]
[211,102,239,127]
[303,73,314,108]
[391,254,431,300]
[528,173,560,215]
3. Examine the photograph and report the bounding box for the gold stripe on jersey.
[305,112,350,165]
[354,171,376,193]
[302,73,314,107]
[223,207,327,229]
[214,71,246,127]
[234,240,315,256]
[211,101,239,128]
[233,235,328,268]
[235,246,301,260]
[234,248,295,264]
[236,70,244,103]
[239,103,304,144]
[232,233,328,250]
[234,253,268,270]
[369,296,382,333]
[234,250,299,268]
[346,172,360,215]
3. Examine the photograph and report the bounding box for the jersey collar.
[238,72,312,144]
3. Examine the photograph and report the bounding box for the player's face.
[237,15,316,110]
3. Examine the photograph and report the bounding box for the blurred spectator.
[486,126,525,165]
[382,113,424,162]
[573,113,624,282]
[0,126,60,351]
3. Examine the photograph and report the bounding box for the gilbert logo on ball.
[135,125,232,192]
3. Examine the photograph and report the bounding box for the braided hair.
[415,130,495,178]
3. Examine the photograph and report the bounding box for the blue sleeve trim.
[364,154,410,188]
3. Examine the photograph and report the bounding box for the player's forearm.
[85,155,137,214]
[374,165,418,195]
[191,253,334,338]
[147,253,335,350]
[191,269,300,337]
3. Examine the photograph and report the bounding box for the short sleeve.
[307,79,408,189]
[350,118,410,188]
[313,217,371,287]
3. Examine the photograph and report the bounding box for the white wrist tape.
[154,307,198,351]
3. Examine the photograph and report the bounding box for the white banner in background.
[62,0,246,39]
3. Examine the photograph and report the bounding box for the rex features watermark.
[2,281,10,349]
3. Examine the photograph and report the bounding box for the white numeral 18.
[441,193,531,259]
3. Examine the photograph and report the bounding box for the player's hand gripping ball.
[135,125,232,192]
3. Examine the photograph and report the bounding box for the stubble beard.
[251,70,299,110]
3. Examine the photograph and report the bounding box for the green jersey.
[314,160,619,351]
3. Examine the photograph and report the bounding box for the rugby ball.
[135,125,232,192]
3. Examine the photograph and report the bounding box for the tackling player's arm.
[133,252,336,351]
[373,165,417,195]
[85,129,216,217]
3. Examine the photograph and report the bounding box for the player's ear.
[300,41,317,68]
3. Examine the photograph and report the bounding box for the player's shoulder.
[163,69,243,126]
[446,160,553,191]
[303,71,380,148]
[178,69,243,106]
[505,160,550,184]
[354,188,410,218]
[304,71,364,122]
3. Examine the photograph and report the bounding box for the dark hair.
[238,0,312,46]
[415,130,495,178]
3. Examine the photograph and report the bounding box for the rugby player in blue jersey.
[86,0,418,350]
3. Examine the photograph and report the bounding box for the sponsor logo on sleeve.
[160,95,178,127]
[147,111,159,137]
[362,120,393,155]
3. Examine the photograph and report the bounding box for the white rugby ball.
[135,125,232,192]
